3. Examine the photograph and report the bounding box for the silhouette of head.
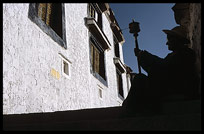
[163,26,190,51]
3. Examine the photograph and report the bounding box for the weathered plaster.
[3,3,129,114]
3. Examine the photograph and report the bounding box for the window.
[37,3,63,38]
[59,53,71,79]
[88,3,103,30]
[87,4,107,86]
[97,12,102,30]
[28,3,66,49]
[113,36,125,99]
[114,36,120,58]
[88,4,95,18]
[116,69,124,99]
[85,3,111,50]
[90,35,106,81]
[63,60,69,76]
[37,4,52,27]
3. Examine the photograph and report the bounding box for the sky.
[109,3,178,75]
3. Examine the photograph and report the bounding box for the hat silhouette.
[163,26,190,44]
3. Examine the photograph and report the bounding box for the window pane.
[46,3,52,25]
[119,74,123,97]
[97,12,102,30]
[50,4,62,38]
[89,4,95,18]
[90,35,106,81]
[117,71,124,98]
[117,73,120,90]
[94,47,100,74]
[90,43,94,69]
[99,52,105,79]
[63,61,69,75]
[114,37,120,58]
[37,3,63,38]
[38,3,47,22]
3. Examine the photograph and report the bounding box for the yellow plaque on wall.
[51,68,60,80]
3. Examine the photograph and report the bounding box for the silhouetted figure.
[122,26,200,115]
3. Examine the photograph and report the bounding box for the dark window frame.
[88,3,95,18]
[88,3,103,31]
[114,35,120,58]
[89,34,107,87]
[87,3,107,87]
[116,68,124,99]
[28,3,67,49]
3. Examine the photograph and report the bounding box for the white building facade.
[3,3,131,114]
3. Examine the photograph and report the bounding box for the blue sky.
[109,3,178,74]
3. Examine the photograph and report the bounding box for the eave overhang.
[113,57,126,73]
[85,17,111,50]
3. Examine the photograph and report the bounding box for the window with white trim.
[59,54,71,79]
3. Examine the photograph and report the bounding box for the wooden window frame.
[89,34,107,87]
[88,3,103,31]
[88,4,95,18]
[116,69,124,99]
[28,3,67,49]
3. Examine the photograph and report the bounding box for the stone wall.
[3,3,129,114]
[172,3,201,94]
[188,3,201,94]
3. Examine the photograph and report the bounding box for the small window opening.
[99,88,103,98]
[59,53,71,79]
[63,61,69,76]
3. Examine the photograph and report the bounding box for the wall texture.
[188,3,201,94]
[172,3,201,94]
[3,3,129,114]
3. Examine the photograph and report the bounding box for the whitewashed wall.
[3,3,129,114]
